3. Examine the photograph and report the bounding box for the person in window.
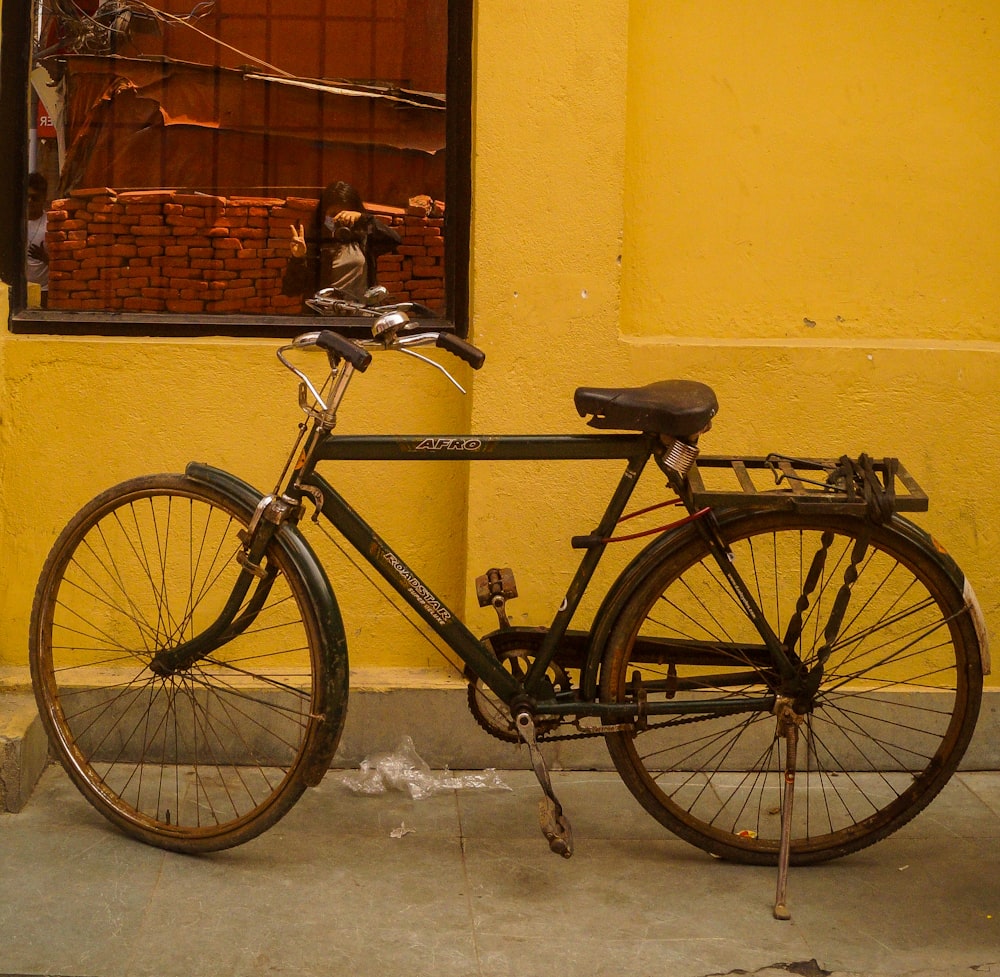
[282,181,401,304]
[26,171,50,308]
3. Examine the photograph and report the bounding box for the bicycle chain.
[536,709,721,743]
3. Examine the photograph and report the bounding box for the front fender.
[185,462,350,782]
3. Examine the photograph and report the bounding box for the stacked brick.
[46,188,447,316]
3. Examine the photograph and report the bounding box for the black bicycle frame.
[294,431,781,722]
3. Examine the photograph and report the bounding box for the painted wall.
[2,1,998,692]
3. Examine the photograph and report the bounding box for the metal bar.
[533,694,777,719]
[733,460,757,495]
[522,450,652,693]
[314,433,653,462]
[305,472,521,700]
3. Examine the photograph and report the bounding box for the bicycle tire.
[599,509,983,865]
[30,473,339,853]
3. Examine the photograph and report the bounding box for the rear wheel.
[600,510,982,864]
[30,474,336,852]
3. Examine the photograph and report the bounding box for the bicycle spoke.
[602,511,981,864]
[32,476,342,852]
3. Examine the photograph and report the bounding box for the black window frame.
[0,1,471,339]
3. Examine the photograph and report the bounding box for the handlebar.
[435,332,486,370]
[315,330,373,372]
[280,291,485,407]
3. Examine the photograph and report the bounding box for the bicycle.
[29,288,990,919]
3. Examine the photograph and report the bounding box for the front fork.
[148,493,301,676]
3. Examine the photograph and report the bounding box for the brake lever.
[397,344,466,394]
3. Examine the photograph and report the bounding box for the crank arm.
[515,711,574,858]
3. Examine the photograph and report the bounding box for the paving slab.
[0,764,996,977]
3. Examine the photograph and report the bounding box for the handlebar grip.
[316,330,372,372]
[436,332,486,370]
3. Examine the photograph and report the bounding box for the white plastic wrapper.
[337,735,511,800]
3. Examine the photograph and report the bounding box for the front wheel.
[30,474,340,852]
[600,510,983,865]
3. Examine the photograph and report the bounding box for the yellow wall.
[2,1,998,688]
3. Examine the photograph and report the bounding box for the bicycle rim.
[601,510,982,864]
[30,474,329,852]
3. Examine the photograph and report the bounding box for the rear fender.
[580,518,708,700]
[890,515,991,675]
[185,462,350,782]
[581,509,991,696]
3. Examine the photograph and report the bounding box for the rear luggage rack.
[688,454,928,514]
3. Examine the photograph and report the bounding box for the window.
[1,0,471,335]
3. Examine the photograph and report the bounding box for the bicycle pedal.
[476,567,518,628]
[538,796,574,858]
[475,567,517,605]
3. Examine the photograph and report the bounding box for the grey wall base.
[332,684,1000,773]
[2,683,998,815]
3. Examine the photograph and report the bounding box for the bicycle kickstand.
[515,711,574,858]
[773,698,804,921]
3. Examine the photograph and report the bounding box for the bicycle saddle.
[574,380,718,438]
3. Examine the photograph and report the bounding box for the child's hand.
[289,223,307,258]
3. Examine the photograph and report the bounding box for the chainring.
[466,635,571,743]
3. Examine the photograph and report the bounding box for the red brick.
[70,186,116,199]
[409,285,445,300]
[166,299,205,313]
[174,193,227,207]
[117,190,174,204]
[284,196,320,212]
